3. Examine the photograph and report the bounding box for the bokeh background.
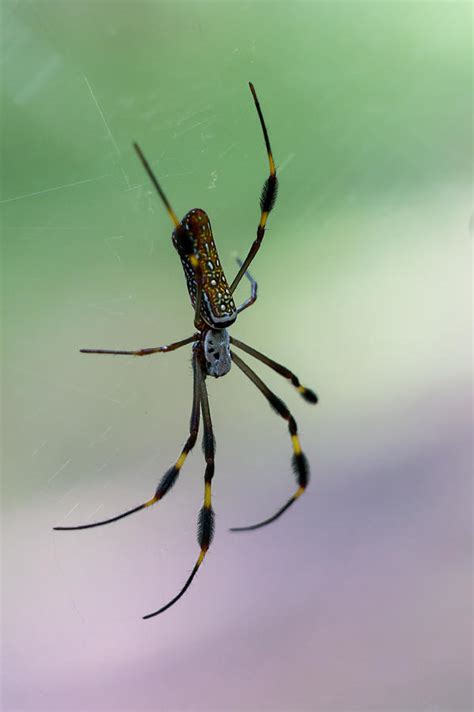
[2,1,472,711]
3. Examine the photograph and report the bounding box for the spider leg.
[230,83,278,295]
[134,141,205,328]
[176,233,204,328]
[144,358,215,618]
[80,334,198,356]
[54,353,201,531]
[230,337,317,403]
[192,268,205,328]
[134,142,180,227]
[235,257,258,314]
[229,351,309,532]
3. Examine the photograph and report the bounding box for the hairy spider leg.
[230,337,318,404]
[144,354,215,618]
[230,83,278,295]
[54,354,201,531]
[80,334,198,357]
[133,142,204,327]
[229,351,309,531]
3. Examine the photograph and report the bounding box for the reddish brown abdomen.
[173,209,237,328]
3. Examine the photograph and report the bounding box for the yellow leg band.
[176,451,187,470]
[204,482,212,508]
[291,434,302,456]
[144,495,158,508]
[294,486,305,500]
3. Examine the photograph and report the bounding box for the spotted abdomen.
[173,209,237,329]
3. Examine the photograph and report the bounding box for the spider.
[54,83,317,618]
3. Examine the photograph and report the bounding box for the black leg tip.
[302,388,318,404]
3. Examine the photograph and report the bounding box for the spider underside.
[54,83,318,618]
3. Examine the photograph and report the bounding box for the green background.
[2,1,471,711]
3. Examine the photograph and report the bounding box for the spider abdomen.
[173,209,237,329]
[203,328,231,378]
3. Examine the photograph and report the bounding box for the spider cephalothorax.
[55,83,318,619]
[203,328,232,377]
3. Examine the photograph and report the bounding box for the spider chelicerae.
[55,83,317,618]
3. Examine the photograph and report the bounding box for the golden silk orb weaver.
[54,83,317,618]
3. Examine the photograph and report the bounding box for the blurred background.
[2,1,471,711]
